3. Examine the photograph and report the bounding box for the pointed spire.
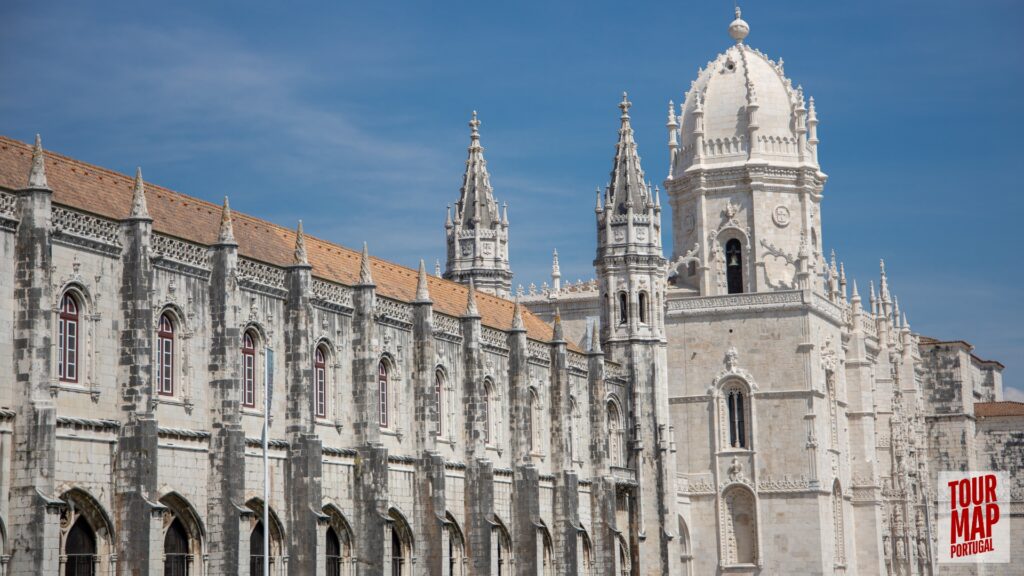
[902,313,910,332]
[415,259,431,303]
[511,296,525,332]
[501,201,509,226]
[606,92,651,215]
[434,259,442,277]
[129,166,150,219]
[453,111,500,229]
[879,259,891,302]
[589,320,603,354]
[851,279,860,300]
[293,220,309,266]
[552,307,564,342]
[595,187,603,212]
[869,280,878,314]
[27,134,48,189]
[218,196,236,244]
[445,204,453,229]
[464,280,479,317]
[358,242,374,285]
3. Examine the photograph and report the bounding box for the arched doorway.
[323,505,353,576]
[387,508,413,576]
[66,517,96,576]
[246,499,284,576]
[164,518,189,575]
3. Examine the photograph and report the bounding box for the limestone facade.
[1,8,1021,576]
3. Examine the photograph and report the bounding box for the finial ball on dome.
[728,6,750,43]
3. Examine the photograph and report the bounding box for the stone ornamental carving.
[772,205,791,227]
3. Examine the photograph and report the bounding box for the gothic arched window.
[65,517,97,576]
[315,345,328,418]
[833,481,846,566]
[722,486,757,565]
[607,400,624,467]
[726,239,743,294]
[726,387,748,449]
[242,330,258,408]
[529,389,542,454]
[164,518,190,576]
[618,292,629,325]
[326,526,342,576]
[157,313,175,396]
[483,378,494,445]
[435,369,445,436]
[250,521,265,575]
[58,292,80,383]
[378,360,390,428]
[638,291,649,324]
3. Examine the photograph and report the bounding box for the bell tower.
[444,112,513,297]
[664,8,827,296]
[594,94,680,575]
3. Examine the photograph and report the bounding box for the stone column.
[350,250,388,574]
[9,146,61,576]
[587,340,618,576]
[205,219,247,574]
[548,325,578,575]
[114,181,162,574]
[283,252,323,575]
[508,303,538,576]
[411,267,445,576]
[460,289,493,575]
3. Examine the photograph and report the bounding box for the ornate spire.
[589,320,603,354]
[551,249,561,293]
[511,296,525,332]
[464,280,479,317]
[358,242,374,285]
[453,111,500,229]
[27,134,48,189]
[129,166,150,219]
[415,259,431,303]
[879,259,891,302]
[606,92,650,214]
[293,220,308,265]
[218,196,236,244]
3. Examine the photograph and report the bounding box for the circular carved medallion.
[772,205,791,227]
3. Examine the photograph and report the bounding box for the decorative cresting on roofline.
[481,326,511,354]
[158,427,212,441]
[56,416,121,432]
[527,339,552,366]
[567,351,588,374]
[152,233,212,278]
[605,361,627,382]
[51,205,123,255]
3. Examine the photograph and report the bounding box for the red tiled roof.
[975,402,1024,418]
[0,135,561,345]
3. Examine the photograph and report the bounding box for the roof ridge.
[0,135,553,341]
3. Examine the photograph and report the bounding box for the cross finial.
[619,92,632,117]
[469,111,480,139]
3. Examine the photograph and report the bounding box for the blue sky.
[3,0,1021,396]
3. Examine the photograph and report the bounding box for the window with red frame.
[157,313,175,395]
[242,331,257,408]
[58,293,79,383]
[434,370,444,435]
[378,361,389,428]
[315,346,327,418]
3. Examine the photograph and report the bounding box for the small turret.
[667,100,679,177]
[551,249,561,294]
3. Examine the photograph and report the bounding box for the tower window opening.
[638,291,649,324]
[726,239,744,294]
[727,388,747,449]
[618,292,629,325]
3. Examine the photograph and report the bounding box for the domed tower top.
[668,7,821,177]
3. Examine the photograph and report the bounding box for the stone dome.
[672,23,816,174]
